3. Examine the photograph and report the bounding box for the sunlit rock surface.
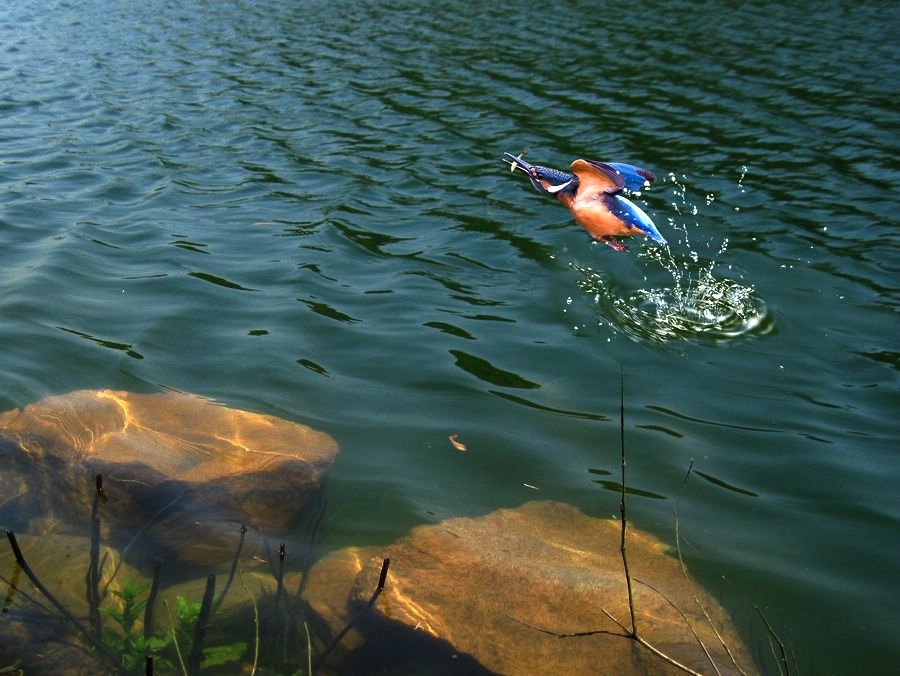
[305,501,758,675]
[0,389,338,565]
[303,546,373,662]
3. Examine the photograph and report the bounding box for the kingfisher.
[503,152,666,251]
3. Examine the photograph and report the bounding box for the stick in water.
[6,530,109,657]
[144,559,163,641]
[87,473,105,636]
[315,558,391,667]
[187,574,216,676]
[618,366,638,638]
[212,524,246,616]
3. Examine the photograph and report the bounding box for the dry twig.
[755,606,793,676]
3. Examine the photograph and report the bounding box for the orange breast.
[558,194,635,239]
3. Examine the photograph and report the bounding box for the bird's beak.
[503,152,551,194]
[504,152,576,196]
[503,152,536,177]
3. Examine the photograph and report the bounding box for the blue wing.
[605,195,667,244]
[604,163,657,194]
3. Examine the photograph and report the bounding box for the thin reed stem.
[87,474,104,636]
[238,567,259,676]
[163,599,188,676]
[144,559,163,640]
[274,542,286,609]
[212,524,246,616]
[187,574,216,676]
[674,462,748,676]
[5,530,110,659]
[315,558,390,668]
[304,621,313,676]
[755,606,792,676]
[618,366,637,638]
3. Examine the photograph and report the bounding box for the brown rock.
[152,568,304,649]
[0,616,106,675]
[0,434,28,515]
[0,532,142,620]
[305,501,758,675]
[0,389,338,565]
[302,546,373,660]
[154,568,303,630]
[0,532,142,674]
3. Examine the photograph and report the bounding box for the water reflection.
[57,326,144,360]
[449,350,540,389]
[692,470,758,497]
[489,391,606,421]
[299,298,360,324]
[187,271,257,292]
[423,321,475,340]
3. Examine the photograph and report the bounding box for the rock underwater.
[304,500,759,675]
[0,389,339,566]
[0,532,144,673]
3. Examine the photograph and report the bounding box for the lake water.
[1,0,897,672]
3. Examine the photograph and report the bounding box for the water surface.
[1,0,898,672]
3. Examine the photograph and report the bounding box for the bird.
[503,152,666,251]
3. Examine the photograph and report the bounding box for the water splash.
[571,170,772,345]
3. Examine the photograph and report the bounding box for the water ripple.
[574,253,772,345]
[1,2,897,671]
[570,173,773,345]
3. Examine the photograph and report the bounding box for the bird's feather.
[604,194,666,243]
[570,159,624,194]
[604,163,657,193]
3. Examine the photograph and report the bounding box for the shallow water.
[1,0,898,671]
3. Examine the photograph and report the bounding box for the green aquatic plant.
[165,593,247,674]
[0,660,24,675]
[95,575,247,675]
[100,578,171,673]
[5,474,325,674]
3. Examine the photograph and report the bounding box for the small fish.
[508,151,526,173]
[449,434,467,452]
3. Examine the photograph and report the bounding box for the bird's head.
[503,153,577,197]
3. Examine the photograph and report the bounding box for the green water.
[1,0,898,672]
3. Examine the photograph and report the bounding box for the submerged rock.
[0,532,141,619]
[304,501,758,675]
[152,569,304,655]
[0,389,338,565]
[0,532,142,674]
